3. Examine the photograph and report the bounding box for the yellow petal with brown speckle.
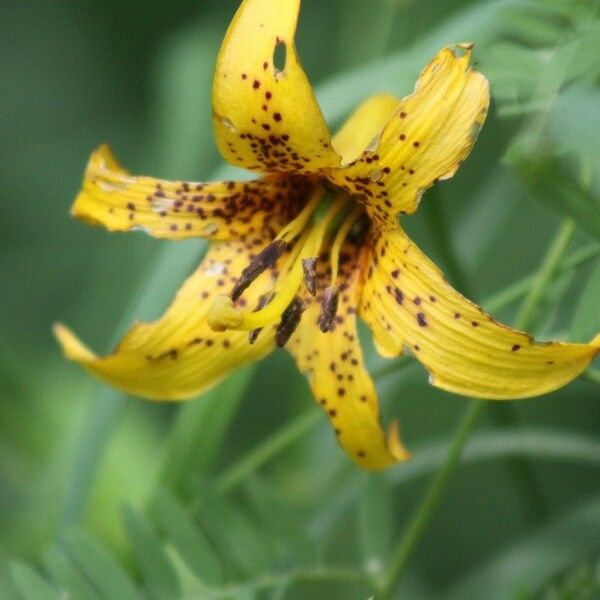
[212,0,341,174]
[72,145,312,241]
[325,45,489,228]
[54,237,279,400]
[360,227,600,399]
[287,239,410,470]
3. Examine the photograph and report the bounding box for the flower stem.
[377,401,484,598]
[213,408,322,495]
[488,217,577,524]
[377,217,578,599]
[515,219,576,330]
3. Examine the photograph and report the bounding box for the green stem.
[515,219,577,329]
[378,401,484,598]
[213,409,322,495]
[207,566,372,599]
[377,217,578,599]
[488,218,577,524]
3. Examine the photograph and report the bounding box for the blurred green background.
[1,0,600,598]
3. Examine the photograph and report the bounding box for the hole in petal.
[221,117,236,132]
[273,41,287,74]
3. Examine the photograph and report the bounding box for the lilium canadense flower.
[55,0,600,470]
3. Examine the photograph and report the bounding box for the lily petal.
[332,94,400,165]
[212,0,341,173]
[360,227,600,399]
[54,237,279,400]
[325,45,489,227]
[287,239,410,470]
[72,145,311,240]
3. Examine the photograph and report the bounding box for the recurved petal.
[325,45,489,227]
[72,145,311,241]
[212,0,341,174]
[360,227,600,399]
[55,237,279,400]
[286,238,410,470]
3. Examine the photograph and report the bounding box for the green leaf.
[163,546,209,598]
[61,529,140,600]
[149,489,223,586]
[121,504,181,599]
[10,562,60,600]
[509,155,600,241]
[570,261,600,341]
[446,497,600,600]
[359,474,393,577]
[157,364,256,494]
[196,494,271,576]
[41,545,100,600]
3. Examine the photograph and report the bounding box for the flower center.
[206,184,364,345]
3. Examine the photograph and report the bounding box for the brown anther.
[317,286,339,332]
[231,239,288,300]
[301,257,318,296]
[275,296,305,347]
[248,292,274,344]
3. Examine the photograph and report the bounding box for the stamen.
[275,188,324,243]
[301,257,317,296]
[275,296,305,347]
[317,286,339,332]
[317,206,363,331]
[330,206,363,283]
[231,239,288,300]
[248,292,274,344]
[207,195,348,332]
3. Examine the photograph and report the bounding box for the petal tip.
[53,323,96,362]
[387,419,412,463]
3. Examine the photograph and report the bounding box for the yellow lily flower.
[55,0,600,471]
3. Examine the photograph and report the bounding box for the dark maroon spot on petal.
[417,312,427,327]
[399,134,406,141]
[241,73,247,79]
[329,409,337,417]
[454,312,461,319]
[273,112,282,122]
[391,269,400,278]
[471,321,479,327]
[413,296,422,306]
[394,287,404,305]
[413,141,420,147]
[511,344,521,351]
[357,450,365,458]
[253,80,260,89]
[400,111,407,118]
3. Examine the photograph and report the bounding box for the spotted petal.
[360,227,600,399]
[54,236,279,400]
[212,0,341,173]
[71,145,312,241]
[286,239,410,470]
[325,45,489,228]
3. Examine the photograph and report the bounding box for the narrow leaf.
[41,545,100,600]
[122,504,181,599]
[61,529,140,600]
[10,562,60,600]
[149,488,223,585]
